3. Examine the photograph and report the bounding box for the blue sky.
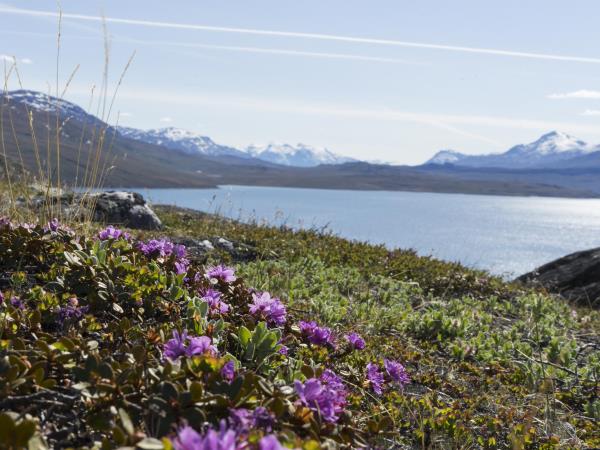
[2,0,600,164]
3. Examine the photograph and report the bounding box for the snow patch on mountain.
[245,142,356,167]
[2,89,100,124]
[426,150,465,165]
[425,131,600,169]
[117,127,249,158]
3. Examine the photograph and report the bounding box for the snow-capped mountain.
[425,131,599,169]
[426,149,465,165]
[1,89,103,125]
[245,143,356,167]
[116,126,249,158]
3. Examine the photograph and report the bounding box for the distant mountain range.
[1,89,600,198]
[425,131,600,169]
[117,127,355,167]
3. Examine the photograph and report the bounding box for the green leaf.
[118,408,135,436]
[238,326,251,347]
[14,420,36,446]
[0,413,16,443]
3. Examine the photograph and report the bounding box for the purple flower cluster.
[299,321,334,347]
[205,265,236,283]
[57,297,88,324]
[294,369,347,423]
[384,359,410,386]
[345,332,366,350]
[366,363,385,395]
[229,407,274,433]
[249,292,287,326]
[0,217,11,229]
[174,259,190,275]
[172,422,283,450]
[9,296,25,310]
[98,225,130,241]
[45,218,60,232]
[200,289,230,315]
[139,238,185,259]
[163,330,217,361]
[139,238,189,274]
[172,423,237,450]
[221,360,236,382]
[366,359,410,395]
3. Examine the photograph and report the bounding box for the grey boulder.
[517,247,600,307]
[92,191,162,230]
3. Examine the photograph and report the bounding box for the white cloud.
[548,90,600,99]
[0,54,32,65]
[159,117,173,123]
[119,112,133,117]
[580,109,600,116]
[102,87,600,138]
[3,5,600,64]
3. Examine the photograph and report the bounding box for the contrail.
[119,39,422,64]
[3,5,600,64]
[0,29,421,65]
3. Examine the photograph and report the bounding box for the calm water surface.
[137,186,600,277]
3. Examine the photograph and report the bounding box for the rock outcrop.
[92,191,162,230]
[171,236,258,263]
[517,248,600,307]
[25,190,162,230]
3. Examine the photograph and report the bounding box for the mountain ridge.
[1,89,599,197]
[426,131,600,169]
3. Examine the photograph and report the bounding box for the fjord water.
[141,186,600,277]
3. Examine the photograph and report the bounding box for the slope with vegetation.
[0,203,598,449]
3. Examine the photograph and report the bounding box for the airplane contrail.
[3,5,600,64]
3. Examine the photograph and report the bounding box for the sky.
[2,0,600,164]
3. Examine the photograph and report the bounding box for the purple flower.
[366,363,385,395]
[200,289,230,315]
[221,360,235,382]
[299,321,334,347]
[172,423,238,450]
[20,222,36,231]
[163,330,217,361]
[249,292,287,326]
[98,225,129,240]
[139,238,175,258]
[186,336,217,357]
[229,407,274,433]
[384,359,410,387]
[10,296,25,310]
[175,259,190,275]
[277,345,288,355]
[173,244,187,259]
[259,435,283,450]
[205,265,236,283]
[57,297,88,324]
[345,332,366,350]
[164,330,188,360]
[294,370,347,423]
[0,217,11,229]
[45,218,59,232]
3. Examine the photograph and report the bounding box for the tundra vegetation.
[0,203,598,449]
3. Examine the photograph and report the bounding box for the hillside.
[0,203,598,448]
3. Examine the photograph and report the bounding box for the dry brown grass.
[0,6,134,227]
